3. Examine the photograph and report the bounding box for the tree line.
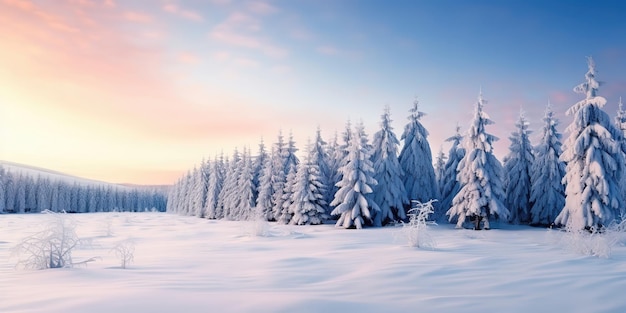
[168,57,625,231]
[0,167,167,214]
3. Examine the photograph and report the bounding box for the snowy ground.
[1,213,626,313]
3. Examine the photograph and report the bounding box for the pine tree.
[205,154,225,219]
[371,106,408,225]
[273,132,299,221]
[311,127,332,215]
[330,122,380,229]
[434,148,446,198]
[447,90,509,230]
[289,140,329,225]
[530,103,565,226]
[252,139,269,205]
[615,97,626,138]
[556,57,624,230]
[399,98,438,207]
[231,148,255,220]
[256,145,276,220]
[503,110,534,224]
[440,125,465,219]
[218,149,241,219]
[326,131,342,216]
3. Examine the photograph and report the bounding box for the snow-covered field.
[1,212,626,313]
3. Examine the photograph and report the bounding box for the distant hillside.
[0,160,170,190]
[0,160,169,214]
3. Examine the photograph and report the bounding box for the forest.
[167,57,626,232]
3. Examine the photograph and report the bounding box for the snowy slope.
[1,212,625,313]
[0,160,166,190]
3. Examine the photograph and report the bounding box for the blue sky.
[1,0,625,184]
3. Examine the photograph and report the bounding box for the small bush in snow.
[111,239,135,269]
[402,200,437,249]
[550,220,626,259]
[242,208,272,237]
[12,211,96,269]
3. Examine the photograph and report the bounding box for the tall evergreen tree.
[252,139,269,204]
[371,106,407,225]
[273,132,299,221]
[434,148,446,196]
[615,97,626,138]
[556,57,624,230]
[330,122,380,229]
[256,145,277,220]
[311,127,332,215]
[398,98,438,206]
[289,140,329,225]
[231,148,256,220]
[447,91,509,230]
[205,154,225,219]
[440,125,465,219]
[530,103,566,226]
[503,110,534,224]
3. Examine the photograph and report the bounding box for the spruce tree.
[530,103,565,226]
[556,57,624,230]
[371,106,408,225]
[503,110,534,224]
[289,140,329,225]
[330,122,380,229]
[398,98,438,206]
[440,125,465,219]
[447,91,509,230]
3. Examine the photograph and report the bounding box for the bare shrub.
[110,239,135,269]
[401,200,437,249]
[12,211,96,269]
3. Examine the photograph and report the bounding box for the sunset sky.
[1,0,625,185]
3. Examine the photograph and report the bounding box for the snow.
[2,212,626,313]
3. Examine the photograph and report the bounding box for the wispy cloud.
[210,12,288,58]
[122,11,152,23]
[178,52,201,64]
[247,1,278,15]
[163,3,203,21]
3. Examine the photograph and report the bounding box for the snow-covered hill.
[0,160,167,191]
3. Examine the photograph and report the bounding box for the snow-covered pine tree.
[440,125,465,218]
[371,106,408,225]
[252,139,269,205]
[269,131,288,220]
[273,132,299,222]
[191,163,208,218]
[277,164,297,224]
[205,154,225,219]
[614,96,626,218]
[256,145,276,220]
[615,97,626,138]
[398,98,439,208]
[434,148,446,198]
[231,148,255,220]
[217,149,241,219]
[556,57,625,230]
[326,131,341,216]
[330,122,380,229]
[529,103,565,226]
[503,110,534,224]
[447,90,509,230]
[289,139,329,225]
[311,127,332,215]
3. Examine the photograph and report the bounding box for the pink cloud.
[103,0,115,8]
[163,3,203,21]
[209,11,288,58]
[247,1,278,15]
[122,11,152,23]
[178,51,201,64]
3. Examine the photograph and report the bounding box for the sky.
[1,0,625,185]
